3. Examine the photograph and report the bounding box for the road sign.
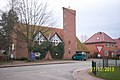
[95,45,104,54]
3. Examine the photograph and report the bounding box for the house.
[114,38,120,58]
[11,7,89,60]
[84,32,116,58]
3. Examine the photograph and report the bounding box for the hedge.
[32,41,64,60]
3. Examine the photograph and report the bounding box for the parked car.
[72,53,87,61]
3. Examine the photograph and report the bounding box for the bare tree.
[16,0,55,59]
[81,35,88,43]
[1,0,56,59]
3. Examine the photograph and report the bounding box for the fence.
[91,59,120,75]
[93,58,120,67]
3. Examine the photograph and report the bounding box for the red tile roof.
[84,32,116,44]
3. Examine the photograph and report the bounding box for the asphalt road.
[0,60,91,80]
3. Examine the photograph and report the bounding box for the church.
[12,7,89,60]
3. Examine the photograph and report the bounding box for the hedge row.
[32,41,64,60]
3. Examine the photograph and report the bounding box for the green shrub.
[32,41,64,60]
[50,42,64,59]
[32,41,52,60]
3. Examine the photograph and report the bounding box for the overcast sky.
[0,0,120,41]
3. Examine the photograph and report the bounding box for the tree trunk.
[27,42,34,60]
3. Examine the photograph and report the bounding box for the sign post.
[95,45,104,67]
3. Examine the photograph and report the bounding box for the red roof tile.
[84,32,116,44]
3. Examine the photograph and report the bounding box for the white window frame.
[112,52,114,57]
[105,51,108,56]
[34,32,46,45]
[50,34,62,46]
[106,43,110,47]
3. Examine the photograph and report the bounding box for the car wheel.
[84,59,86,61]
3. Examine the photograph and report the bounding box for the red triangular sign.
[97,46,102,52]
[95,45,104,54]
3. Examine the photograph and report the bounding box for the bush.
[32,41,52,60]
[32,41,64,60]
[50,42,64,59]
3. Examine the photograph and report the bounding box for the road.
[0,60,91,80]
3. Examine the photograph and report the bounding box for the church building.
[12,7,89,59]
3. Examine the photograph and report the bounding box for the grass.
[89,66,120,80]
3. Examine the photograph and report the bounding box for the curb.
[72,68,91,80]
[0,61,75,68]
[72,68,104,80]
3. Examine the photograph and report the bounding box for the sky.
[0,0,120,41]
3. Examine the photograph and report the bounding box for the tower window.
[68,41,71,44]
[69,51,71,54]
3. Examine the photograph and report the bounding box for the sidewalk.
[73,69,104,80]
[0,60,76,68]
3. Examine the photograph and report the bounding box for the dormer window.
[97,37,100,40]
[50,33,62,46]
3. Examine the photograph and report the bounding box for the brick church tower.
[63,7,76,59]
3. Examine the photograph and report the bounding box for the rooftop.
[84,32,116,44]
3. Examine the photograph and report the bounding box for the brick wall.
[85,43,116,58]
[63,7,76,59]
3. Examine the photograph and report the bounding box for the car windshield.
[74,54,82,56]
[73,53,86,56]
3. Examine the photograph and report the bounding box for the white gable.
[50,34,62,46]
[34,32,46,45]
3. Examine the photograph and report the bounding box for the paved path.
[73,69,104,80]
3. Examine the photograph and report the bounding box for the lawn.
[90,66,120,80]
